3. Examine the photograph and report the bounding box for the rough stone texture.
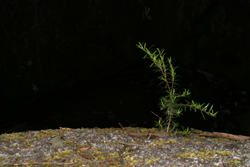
[0,128,250,166]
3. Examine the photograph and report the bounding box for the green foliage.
[137,42,218,134]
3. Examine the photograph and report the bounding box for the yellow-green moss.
[177,148,233,159]
[227,159,243,166]
[0,157,5,161]
[182,138,190,142]
[64,140,73,146]
[212,138,232,143]
[58,150,74,157]
[191,141,204,144]
[145,157,160,165]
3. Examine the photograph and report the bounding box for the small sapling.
[137,42,218,135]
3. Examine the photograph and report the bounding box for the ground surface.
[1,127,250,166]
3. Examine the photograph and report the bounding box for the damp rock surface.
[0,127,250,167]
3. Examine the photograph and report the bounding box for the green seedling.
[137,42,218,135]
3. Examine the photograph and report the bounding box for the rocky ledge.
[0,127,250,167]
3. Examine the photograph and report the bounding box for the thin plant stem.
[137,42,218,134]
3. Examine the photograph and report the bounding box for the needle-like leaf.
[137,42,218,134]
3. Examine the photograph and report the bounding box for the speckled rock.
[0,127,249,166]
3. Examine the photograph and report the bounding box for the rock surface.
[0,127,250,166]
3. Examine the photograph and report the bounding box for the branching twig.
[137,42,218,134]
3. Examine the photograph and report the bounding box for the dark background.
[1,0,250,135]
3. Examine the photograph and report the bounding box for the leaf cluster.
[137,42,218,134]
